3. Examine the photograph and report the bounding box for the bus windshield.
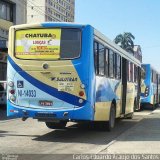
[15,28,81,60]
[141,65,146,79]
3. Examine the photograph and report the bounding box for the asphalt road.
[0,106,152,160]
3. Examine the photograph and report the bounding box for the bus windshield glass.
[15,28,81,60]
[141,65,146,79]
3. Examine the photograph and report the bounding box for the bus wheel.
[106,104,116,131]
[151,104,155,111]
[45,121,67,129]
[134,98,138,111]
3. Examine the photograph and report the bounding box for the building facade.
[0,0,27,42]
[0,0,26,81]
[27,0,75,23]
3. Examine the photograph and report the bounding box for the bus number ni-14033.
[17,90,36,97]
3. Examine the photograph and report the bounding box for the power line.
[26,0,72,22]
[23,0,48,17]
[24,0,61,22]
[21,0,57,21]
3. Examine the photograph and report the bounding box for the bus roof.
[10,22,141,66]
[9,22,87,30]
[142,64,159,74]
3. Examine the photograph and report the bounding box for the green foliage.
[114,32,135,53]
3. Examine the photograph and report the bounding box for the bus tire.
[134,98,139,111]
[94,104,116,131]
[106,104,116,131]
[140,104,144,111]
[45,121,67,129]
[151,105,155,111]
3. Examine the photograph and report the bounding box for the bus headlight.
[8,81,14,87]
[10,95,16,101]
[79,91,84,97]
[9,89,15,95]
[80,84,85,89]
[79,99,83,104]
[145,86,149,97]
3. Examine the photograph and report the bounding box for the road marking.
[88,140,117,154]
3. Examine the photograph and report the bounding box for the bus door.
[121,58,127,114]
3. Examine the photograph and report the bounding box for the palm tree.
[114,32,135,54]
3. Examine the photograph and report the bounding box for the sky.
[75,0,160,71]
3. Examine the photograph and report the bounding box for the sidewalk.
[100,107,160,154]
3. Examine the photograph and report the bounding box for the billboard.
[15,29,61,60]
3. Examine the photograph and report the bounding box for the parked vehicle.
[7,22,141,131]
[140,64,160,110]
[0,81,7,106]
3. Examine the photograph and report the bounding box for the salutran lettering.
[51,77,78,82]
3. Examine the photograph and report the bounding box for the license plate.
[39,101,53,106]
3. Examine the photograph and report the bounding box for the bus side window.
[0,64,2,80]
[152,70,155,83]
[130,62,133,82]
[154,71,157,83]
[94,41,98,75]
[105,48,109,77]
[116,54,121,79]
[114,53,117,78]
[98,44,105,76]
[127,61,130,81]
[109,50,114,78]
[134,65,137,83]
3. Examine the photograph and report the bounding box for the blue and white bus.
[7,22,141,131]
[141,64,160,109]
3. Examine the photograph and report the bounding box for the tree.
[114,32,135,54]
